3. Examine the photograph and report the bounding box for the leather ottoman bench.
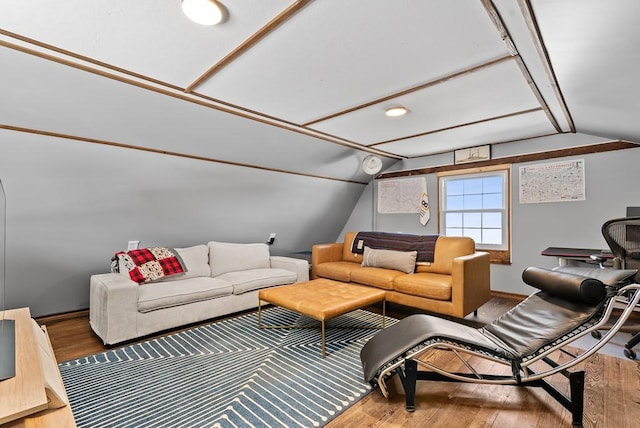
[258,278,386,357]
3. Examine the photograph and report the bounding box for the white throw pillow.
[208,242,271,277]
[361,246,418,274]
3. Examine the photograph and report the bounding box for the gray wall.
[3,125,638,317]
[1,39,403,318]
[0,129,365,317]
[342,136,640,296]
[498,147,640,295]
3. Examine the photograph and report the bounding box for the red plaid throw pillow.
[115,247,186,284]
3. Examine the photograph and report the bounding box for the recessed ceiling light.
[384,106,408,117]
[182,0,225,26]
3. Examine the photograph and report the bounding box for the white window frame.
[438,165,511,260]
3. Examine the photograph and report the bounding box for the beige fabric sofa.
[90,241,309,345]
[311,232,490,318]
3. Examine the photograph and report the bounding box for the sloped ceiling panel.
[195,0,510,124]
[307,58,540,145]
[1,0,633,164]
[0,0,293,87]
[0,45,372,181]
[376,110,556,158]
[492,0,573,134]
[531,0,640,142]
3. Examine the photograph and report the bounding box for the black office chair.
[591,216,640,359]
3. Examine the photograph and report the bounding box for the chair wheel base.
[624,348,636,359]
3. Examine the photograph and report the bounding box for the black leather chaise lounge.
[360,267,640,427]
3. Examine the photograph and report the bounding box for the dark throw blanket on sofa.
[351,231,439,263]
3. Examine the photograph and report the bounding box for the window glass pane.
[483,228,503,245]
[446,212,462,227]
[482,176,503,193]
[463,212,481,227]
[447,180,464,196]
[463,228,482,243]
[464,178,483,194]
[463,195,482,209]
[446,228,463,237]
[447,195,463,210]
[483,193,502,209]
[482,212,502,228]
[439,168,509,252]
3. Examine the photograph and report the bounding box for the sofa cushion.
[216,268,297,295]
[361,246,417,274]
[175,245,211,278]
[393,272,452,300]
[208,242,270,277]
[158,245,211,282]
[137,277,233,313]
[315,261,362,282]
[416,236,474,275]
[351,267,404,290]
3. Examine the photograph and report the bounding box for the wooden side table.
[0,307,76,427]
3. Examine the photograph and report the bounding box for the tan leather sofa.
[311,232,491,318]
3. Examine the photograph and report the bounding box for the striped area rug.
[59,307,394,428]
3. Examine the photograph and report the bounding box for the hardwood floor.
[38,294,521,363]
[38,295,640,428]
[327,351,640,428]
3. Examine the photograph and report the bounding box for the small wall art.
[454,145,491,164]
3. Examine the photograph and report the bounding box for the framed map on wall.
[519,159,585,204]
[378,177,427,213]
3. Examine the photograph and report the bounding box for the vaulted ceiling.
[1,0,639,173]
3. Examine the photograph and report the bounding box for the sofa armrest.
[450,251,491,317]
[89,273,140,345]
[311,242,344,279]
[270,256,309,282]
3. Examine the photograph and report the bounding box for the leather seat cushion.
[393,272,452,300]
[350,267,404,290]
[315,261,362,282]
[259,279,385,321]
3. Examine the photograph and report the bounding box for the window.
[438,165,510,263]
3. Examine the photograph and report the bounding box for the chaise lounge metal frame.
[360,267,640,427]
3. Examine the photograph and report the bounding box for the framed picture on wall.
[454,145,491,164]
